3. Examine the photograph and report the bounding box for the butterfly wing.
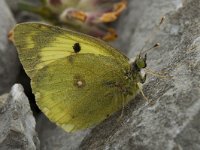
[32,54,135,132]
[11,23,137,132]
[11,23,128,78]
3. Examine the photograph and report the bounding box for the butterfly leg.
[117,95,125,122]
[144,68,172,79]
[137,82,150,103]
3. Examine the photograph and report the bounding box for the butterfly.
[9,23,147,132]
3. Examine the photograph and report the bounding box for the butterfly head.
[128,53,147,84]
[135,54,147,70]
[130,43,159,71]
[130,53,147,72]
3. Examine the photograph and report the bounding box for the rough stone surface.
[81,0,200,150]
[37,114,89,150]
[0,0,20,94]
[0,84,40,150]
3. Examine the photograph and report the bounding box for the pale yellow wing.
[11,22,128,78]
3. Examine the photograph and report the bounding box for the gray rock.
[0,84,39,150]
[80,0,200,150]
[0,0,20,94]
[37,114,89,150]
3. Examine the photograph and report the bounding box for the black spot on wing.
[73,43,81,53]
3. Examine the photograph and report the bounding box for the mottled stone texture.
[0,84,39,150]
[36,114,89,150]
[0,0,20,94]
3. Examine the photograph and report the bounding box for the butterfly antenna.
[140,16,166,54]
[140,43,160,56]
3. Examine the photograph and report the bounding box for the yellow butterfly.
[9,23,147,132]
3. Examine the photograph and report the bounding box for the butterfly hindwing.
[32,54,131,131]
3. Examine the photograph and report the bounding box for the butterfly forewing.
[12,23,128,78]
